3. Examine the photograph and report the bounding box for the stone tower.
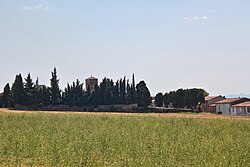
[85,75,98,93]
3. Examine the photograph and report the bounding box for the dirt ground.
[0,108,249,121]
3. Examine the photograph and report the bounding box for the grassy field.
[0,111,249,166]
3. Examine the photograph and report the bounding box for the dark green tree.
[63,79,85,106]
[2,83,11,107]
[131,74,137,104]
[24,73,34,90]
[126,80,133,104]
[113,80,120,104]
[0,94,2,108]
[10,74,24,106]
[36,85,50,105]
[155,92,163,107]
[136,81,151,107]
[50,68,61,105]
[197,91,206,109]
[23,73,35,105]
[163,92,170,107]
[119,77,126,104]
[174,89,185,108]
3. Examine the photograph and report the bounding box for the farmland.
[0,110,249,166]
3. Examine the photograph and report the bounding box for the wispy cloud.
[20,4,50,11]
[184,16,208,21]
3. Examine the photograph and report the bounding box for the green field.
[0,112,249,166]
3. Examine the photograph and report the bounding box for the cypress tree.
[24,73,34,90]
[37,85,50,105]
[24,73,35,105]
[10,74,24,106]
[131,74,137,104]
[2,83,11,107]
[114,80,120,104]
[50,67,61,105]
[126,80,133,104]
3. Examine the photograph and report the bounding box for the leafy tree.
[136,81,151,107]
[50,68,61,105]
[10,74,24,106]
[163,92,170,107]
[2,83,11,107]
[175,89,185,108]
[155,92,163,107]
[197,91,205,109]
[197,91,205,104]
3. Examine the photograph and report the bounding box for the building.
[202,96,226,112]
[215,98,250,115]
[231,101,250,116]
[85,76,98,93]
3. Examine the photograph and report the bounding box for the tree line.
[0,68,152,108]
[155,88,208,109]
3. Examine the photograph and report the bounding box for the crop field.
[0,110,249,166]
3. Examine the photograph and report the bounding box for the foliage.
[90,75,142,106]
[1,83,11,108]
[23,73,35,105]
[62,80,85,106]
[163,92,170,107]
[155,92,163,107]
[10,74,24,106]
[0,112,249,166]
[2,68,150,109]
[136,81,151,107]
[160,88,208,109]
[35,85,51,105]
[50,68,61,105]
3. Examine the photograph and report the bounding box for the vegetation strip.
[0,112,249,166]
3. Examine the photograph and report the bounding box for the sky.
[0,0,250,96]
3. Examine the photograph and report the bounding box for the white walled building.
[202,96,226,112]
[231,102,250,116]
[215,98,250,115]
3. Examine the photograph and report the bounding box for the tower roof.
[86,76,98,80]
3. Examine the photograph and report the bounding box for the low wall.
[13,104,200,113]
[95,104,138,112]
[13,104,138,112]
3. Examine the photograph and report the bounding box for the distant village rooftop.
[86,76,98,80]
[205,96,223,101]
[232,101,250,107]
[215,98,249,104]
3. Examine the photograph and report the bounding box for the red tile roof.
[209,104,216,107]
[215,98,244,104]
[232,101,250,107]
[86,76,98,80]
[205,96,221,101]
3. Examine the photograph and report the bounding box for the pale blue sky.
[0,0,250,96]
